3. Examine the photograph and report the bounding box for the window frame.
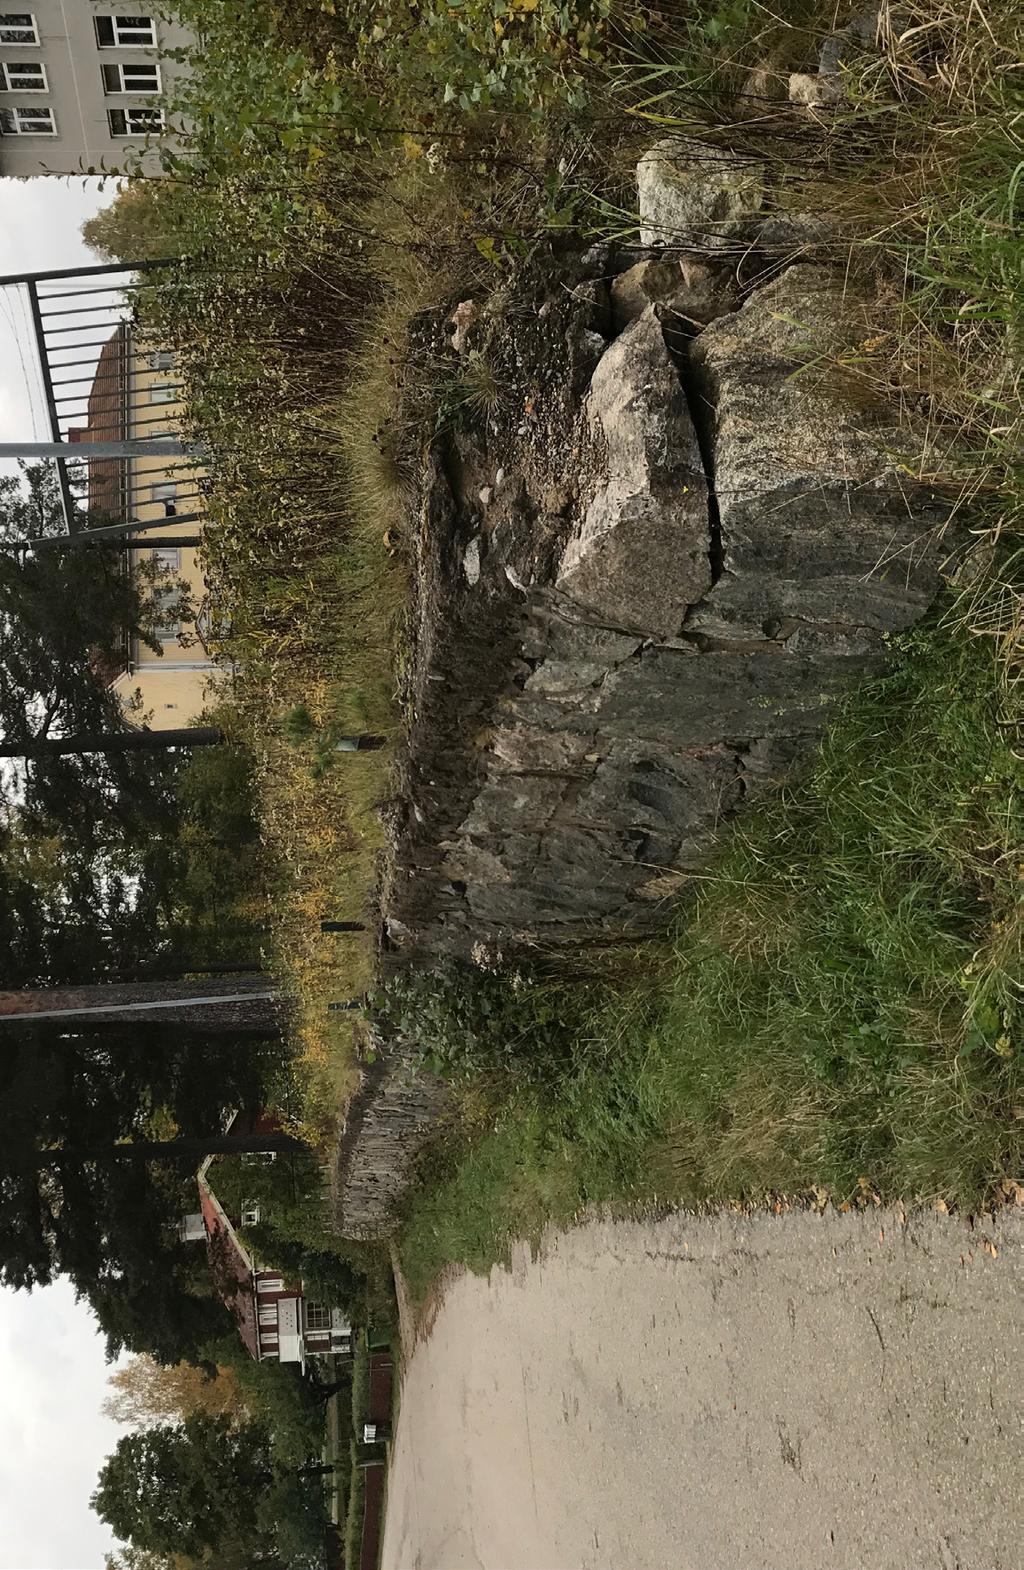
[107,104,164,138]
[95,15,157,49]
[150,546,181,642]
[149,381,176,405]
[0,102,55,134]
[0,14,39,47]
[101,59,160,94]
[0,58,47,90]
[304,1301,331,1332]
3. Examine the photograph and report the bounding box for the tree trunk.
[0,976,281,1032]
[0,726,223,759]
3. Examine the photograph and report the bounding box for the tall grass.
[399,606,1022,1299]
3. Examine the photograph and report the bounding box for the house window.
[107,105,163,137]
[0,14,38,46]
[101,61,160,94]
[149,381,176,404]
[240,1201,261,1228]
[0,59,46,90]
[95,15,156,48]
[151,480,177,517]
[149,349,174,371]
[0,103,54,133]
[305,1302,331,1332]
[151,546,180,641]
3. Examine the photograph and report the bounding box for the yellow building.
[72,324,226,727]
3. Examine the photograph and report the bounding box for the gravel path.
[382,1206,1023,1570]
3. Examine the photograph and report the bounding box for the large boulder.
[637,136,764,250]
[557,306,710,636]
[686,266,956,642]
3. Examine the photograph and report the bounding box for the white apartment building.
[0,7,190,176]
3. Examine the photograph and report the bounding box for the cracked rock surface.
[378,217,958,972]
[337,142,961,1235]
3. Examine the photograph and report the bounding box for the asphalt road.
[382,1205,1023,1570]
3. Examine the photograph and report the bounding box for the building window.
[151,546,180,641]
[240,1201,261,1228]
[151,480,177,516]
[149,381,176,404]
[101,61,160,94]
[0,103,54,133]
[0,59,46,90]
[95,15,156,48]
[0,14,38,46]
[305,1302,331,1332]
[107,105,164,138]
[149,349,174,371]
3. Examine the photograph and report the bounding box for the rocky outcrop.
[557,307,710,637]
[375,238,957,973]
[338,138,961,1233]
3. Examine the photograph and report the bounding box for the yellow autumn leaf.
[402,135,425,160]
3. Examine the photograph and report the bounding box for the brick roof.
[198,1178,260,1359]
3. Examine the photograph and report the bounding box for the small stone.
[478,485,493,506]
[494,467,506,489]
[463,535,482,586]
[610,260,682,332]
[637,136,764,250]
[449,298,479,353]
[819,4,881,75]
[788,72,844,108]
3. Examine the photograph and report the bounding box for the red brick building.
[181,1117,352,1367]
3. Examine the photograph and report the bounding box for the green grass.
[350,1331,371,1437]
[102,0,1022,1275]
[398,607,1022,1300]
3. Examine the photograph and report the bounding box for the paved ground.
[382,1206,1023,1570]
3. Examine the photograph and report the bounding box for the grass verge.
[398,604,1022,1300]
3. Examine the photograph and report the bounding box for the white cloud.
[0,1280,127,1570]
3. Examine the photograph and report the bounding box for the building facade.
[71,320,224,727]
[184,1151,353,1368]
[0,6,189,176]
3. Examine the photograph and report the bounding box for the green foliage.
[376,960,588,1079]
[399,606,1023,1297]
[211,1336,325,1469]
[92,1414,285,1564]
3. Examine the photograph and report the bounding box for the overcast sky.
[0,1280,126,1568]
[1,176,127,1570]
[0,176,115,478]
